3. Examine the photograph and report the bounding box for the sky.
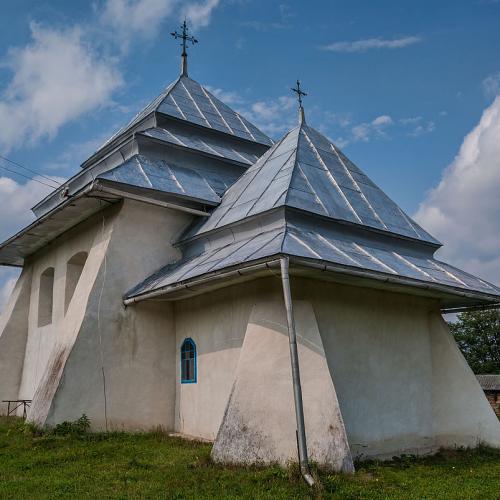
[1,0,500,311]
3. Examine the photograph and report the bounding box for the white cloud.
[482,72,500,98]
[0,22,122,153]
[241,20,290,31]
[399,116,436,137]
[0,175,65,241]
[351,114,393,142]
[407,120,435,137]
[183,0,220,28]
[205,85,244,105]
[415,96,500,285]
[245,95,296,136]
[400,116,423,125]
[100,0,220,46]
[99,0,177,49]
[0,1,222,154]
[322,36,422,53]
[371,115,393,127]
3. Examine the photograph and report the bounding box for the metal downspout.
[280,256,315,487]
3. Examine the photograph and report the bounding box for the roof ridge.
[283,123,304,207]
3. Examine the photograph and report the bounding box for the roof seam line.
[302,129,363,223]
[200,85,235,136]
[329,142,388,230]
[180,80,212,129]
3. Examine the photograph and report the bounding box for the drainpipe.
[280,256,315,487]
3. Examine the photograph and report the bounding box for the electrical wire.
[0,155,62,187]
[0,164,61,190]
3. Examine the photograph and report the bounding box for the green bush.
[52,414,91,436]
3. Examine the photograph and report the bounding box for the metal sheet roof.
[140,126,260,165]
[98,155,225,204]
[0,175,216,267]
[98,75,272,154]
[127,226,285,297]
[476,374,500,391]
[127,118,500,304]
[189,120,440,246]
[127,212,500,302]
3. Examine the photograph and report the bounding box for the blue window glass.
[181,338,197,383]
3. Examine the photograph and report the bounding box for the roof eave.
[0,180,214,267]
[176,205,443,252]
[81,114,155,170]
[135,131,251,168]
[0,183,105,266]
[32,135,137,214]
[155,110,273,149]
[124,253,500,308]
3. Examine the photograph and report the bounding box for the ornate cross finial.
[171,20,198,76]
[291,80,307,123]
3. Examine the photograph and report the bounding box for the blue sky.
[1,0,500,309]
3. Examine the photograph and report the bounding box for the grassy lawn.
[0,416,499,499]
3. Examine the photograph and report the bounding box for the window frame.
[180,338,197,384]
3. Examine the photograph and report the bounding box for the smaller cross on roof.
[171,20,198,76]
[291,80,307,123]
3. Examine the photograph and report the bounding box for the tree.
[449,309,500,374]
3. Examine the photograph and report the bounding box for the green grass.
[0,416,499,499]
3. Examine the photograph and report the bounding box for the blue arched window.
[181,338,197,383]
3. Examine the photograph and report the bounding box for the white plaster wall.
[294,278,500,458]
[0,267,33,414]
[174,278,283,440]
[17,219,97,401]
[37,200,191,430]
[212,300,354,471]
[174,276,499,459]
[174,277,435,452]
[296,279,438,458]
[429,312,500,448]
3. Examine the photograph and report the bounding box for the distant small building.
[477,375,500,416]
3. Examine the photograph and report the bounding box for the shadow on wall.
[0,268,21,316]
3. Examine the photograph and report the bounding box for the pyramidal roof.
[191,116,440,246]
[101,74,273,150]
[126,113,500,304]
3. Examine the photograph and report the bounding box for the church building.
[1,24,499,473]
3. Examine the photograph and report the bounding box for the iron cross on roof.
[171,20,198,76]
[291,80,307,123]
[291,80,307,108]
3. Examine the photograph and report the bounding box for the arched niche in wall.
[38,267,55,327]
[64,251,88,313]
